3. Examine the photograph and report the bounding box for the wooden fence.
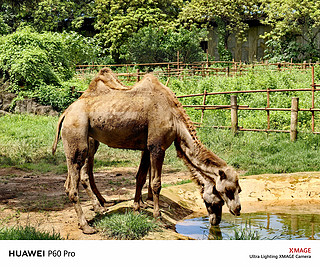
[177,66,320,141]
[76,60,318,81]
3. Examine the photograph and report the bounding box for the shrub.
[121,26,207,63]
[0,26,103,111]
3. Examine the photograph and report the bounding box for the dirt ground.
[0,167,320,240]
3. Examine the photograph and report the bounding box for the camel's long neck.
[174,121,226,185]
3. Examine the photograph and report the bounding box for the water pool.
[175,213,320,240]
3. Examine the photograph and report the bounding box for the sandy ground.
[0,167,320,240]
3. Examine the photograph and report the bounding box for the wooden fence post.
[311,66,315,132]
[137,68,140,82]
[290,97,299,141]
[200,90,207,123]
[231,95,238,135]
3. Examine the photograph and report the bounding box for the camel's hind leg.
[149,147,165,218]
[80,138,107,213]
[133,150,150,211]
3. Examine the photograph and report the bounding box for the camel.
[53,68,154,213]
[53,70,241,234]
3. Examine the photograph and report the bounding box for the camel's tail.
[52,111,66,155]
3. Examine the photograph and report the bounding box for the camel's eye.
[225,189,234,200]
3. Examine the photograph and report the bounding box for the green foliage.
[121,26,207,63]
[216,18,233,61]
[0,225,62,240]
[0,26,104,110]
[33,0,95,32]
[178,0,260,59]
[94,210,160,240]
[0,14,10,34]
[94,0,183,60]
[0,0,95,33]
[261,0,320,62]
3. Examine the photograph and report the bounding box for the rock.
[0,92,16,111]
[0,90,59,116]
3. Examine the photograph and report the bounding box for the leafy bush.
[0,14,10,34]
[121,26,207,63]
[0,225,62,240]
[0,26,104,110]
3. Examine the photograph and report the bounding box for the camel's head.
[203,167,241,225]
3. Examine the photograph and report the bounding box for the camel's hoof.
[82,225,96,235]
[132,202,140,212]
[153,210,161,219]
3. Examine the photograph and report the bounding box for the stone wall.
[0,88,59,116]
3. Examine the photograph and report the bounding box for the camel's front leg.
[149,148,165,218]
[133,150,150,211]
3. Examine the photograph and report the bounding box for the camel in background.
[53,69,241,234]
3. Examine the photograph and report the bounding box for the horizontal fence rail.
[177,66,320,140]
[76,60,320,81]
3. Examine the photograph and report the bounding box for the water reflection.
[175,213,320,240]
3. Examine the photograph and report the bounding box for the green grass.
[229,221,260,240]
[198,128,320,175]
[94,210,160,240]
[0,114,66,173]
[0,225,63,240]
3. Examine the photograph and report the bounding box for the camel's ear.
[219,170,227,180]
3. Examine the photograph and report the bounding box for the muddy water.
[175,213,320,240]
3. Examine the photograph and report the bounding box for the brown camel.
[53,68,153,213]
[53,70,241,234]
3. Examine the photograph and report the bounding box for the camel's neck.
[174,121,226,185]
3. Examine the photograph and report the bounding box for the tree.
[0,14,10,34]
[121,26,207,63]
[0,0,96,33]
[33,0,95,32]
[94,0,183,61]
[178,0,260,60]
[260,0,320,62]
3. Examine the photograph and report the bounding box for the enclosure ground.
[0,167,319,240]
